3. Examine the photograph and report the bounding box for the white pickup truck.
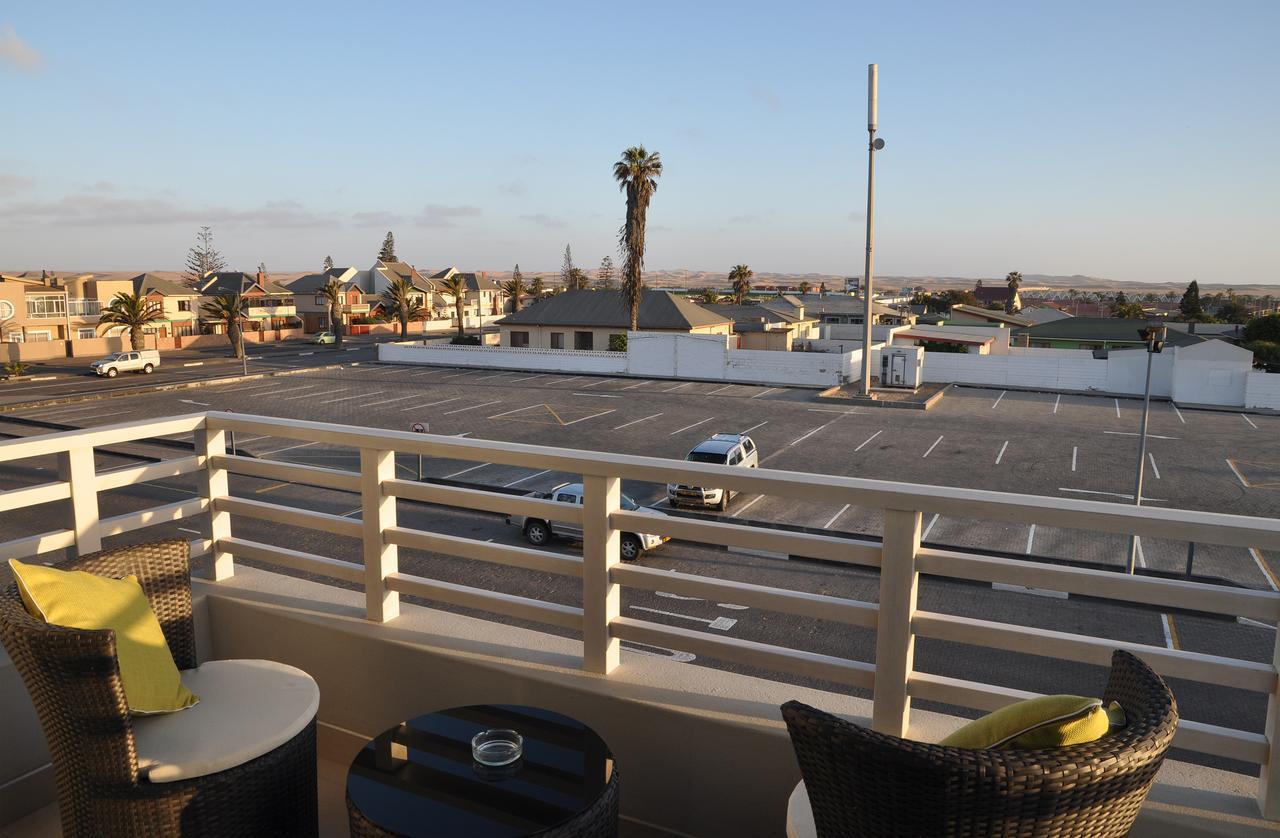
[506,482,669,561]
[91,350,160,377]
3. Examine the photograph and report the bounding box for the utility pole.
[859,64,885,397]
[1125,324,1166,574]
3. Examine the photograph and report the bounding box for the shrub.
[450,335,481,346]
[2,361,31,378]
[920,340,967,353]
[608,333,628,352]
[1245,340,1280,371]
[1244,314,1280,344]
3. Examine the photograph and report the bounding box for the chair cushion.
[786,780,817,838]
[940,694,1125,750]
[8,558,198,715]
[133,659,319,783]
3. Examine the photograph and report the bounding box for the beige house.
[429,267,506,329]
[287,267,371,332]
[704,302,821,351]
[947,304,1032,328]
[496,289,733,350]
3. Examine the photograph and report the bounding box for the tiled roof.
[497,289,732,330]
[132,273,197,297]
[949,304,1032,326]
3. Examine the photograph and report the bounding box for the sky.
[1,1,1277,284]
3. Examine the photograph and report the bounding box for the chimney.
[256,269,266,285]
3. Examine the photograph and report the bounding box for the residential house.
[947,304,1033,328]
[766,293,916,327]
[196,271,297,333]
[1018,305,1073,325]
[495,289,733,349]
[122,274,203,338]
[0,272,132,342]
[286,268,370,332]
[703,302,820,351]
[1012,316,1206,351]
[974,284,1021,311]
[429,267,506,329]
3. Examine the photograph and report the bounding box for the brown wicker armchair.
[782,649,1179,838]
[0,539,319,837]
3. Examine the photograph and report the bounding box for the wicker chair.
[782,649,1179,838]
[0,539,319,837]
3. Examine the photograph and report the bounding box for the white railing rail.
[3,411,1280,816]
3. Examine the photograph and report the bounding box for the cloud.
[351,210,404,227]
[414,204,481,228]
[0,24,43,74]
[0,192,336,228]
[847,210,866,222]
[519,213,565,229]
[498,179,526,197]
[0,172,34,196]
[750,86,780,112]
[86,180,117,193]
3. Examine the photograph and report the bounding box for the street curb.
[0,363,349,413]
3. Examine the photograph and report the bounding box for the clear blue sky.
[2,1,1277,283]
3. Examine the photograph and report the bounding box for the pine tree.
[560,244,576,290]
[379,231,397,263]
[597,255,615,289]
[1180,280,1205,321]
[184,226,226,285]
[512,263,523,288]
[323,255,334,271]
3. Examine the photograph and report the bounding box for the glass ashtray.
[471,729,523,766]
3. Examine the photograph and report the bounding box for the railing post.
[361,448,399,623]
[581,474,621,674]
[58,446,101,557]
[194,425,233,579]
[1258,629,1280,819]
[873,508,922,737]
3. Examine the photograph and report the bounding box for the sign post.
[410,422,428,481]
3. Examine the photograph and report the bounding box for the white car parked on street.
[507,482,669,561]
[91,350,161,378]
[667,433,759,511]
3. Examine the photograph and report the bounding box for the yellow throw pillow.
[9,559,198,715]
[940,694,1125,750]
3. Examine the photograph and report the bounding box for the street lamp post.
[1125,323,1167,574]
[859,63,885,397]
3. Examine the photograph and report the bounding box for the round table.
[346,704,619,837]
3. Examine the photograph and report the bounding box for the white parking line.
[752,387,780,399]
[854,430,882,452]
[488,404,542,419]
[823,504,851,529]
[298,351,313,356]
[922,513,940,540]
[399,397,462,411]
[553,376,583,385]
[1058,487,1166,502]
[59,409,135,423]
[1227,459,1249,488]
[619,380,648,390]
[1103,431,1180,440]
[1250,549,1279,592]
[663,382,690,393]
[1071,446,1078,472]
[995,440,1009,464]
[1135,536,1147,568]
[707,384,736,396]
[442,371,473,379]
[922,435,943,458]
[628,606,737,631]
[562,409,616,426]
[23,403,108,418]
[573,393,620,398]
[1114,398,1121,418]
[1172,404,1186,424]
[365,394,425,407]
[510,374,548,382]
[614,413,663,430]
[504,469,551,487]
[1243,414,1259,429]
[730,495,764,518]
[789,425,825,446]
[1148,452,1160,480]
[326,392,372,403]
[992,391,1006,409]
[474,372,509,381]
[669,417,713,436]
[1053,394,1060,414]
[183,361,204,367]
[1025,524,1036,554]
[409,369,443,377]
[740,420,769,434]
[444,400,502,415]
[444,462,490,479]
[580,378,614,388]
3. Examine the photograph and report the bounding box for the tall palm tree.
[439,274,468,338]
[728,265,753,305]
[797,280,812,296]
[318,279,345,346]
[200,294,248,359]
[381,276,424,340]
[1005,271,1023,314]
[97,291,163,350]
[529,276,546,299]
[614,146,663,331]
[500,276,526,312]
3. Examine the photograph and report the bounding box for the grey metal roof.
[198,272,293,296]
[1018,306,1073,325]
[949,304,1032,326]
[131,273,198,297]
[704,303,809,326]
[1012,316,1205,346]
[497,289,732,330]
[461,272,500,291]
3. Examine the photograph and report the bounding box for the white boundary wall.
[380,342,627,375]
[1245,371,1280,410]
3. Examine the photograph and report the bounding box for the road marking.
[751,387,780,399]
[1058,487,1167,502]
[1243,413,1259,429]
[399,397,462,411]
[444,462,490,479]
[1172,404,1185,424]
[1251,549,1280,592]
[345,347,360,351]
[277,389,325,401]
[614,412,663,430]
[1134,536,1147,568]
[854,430,882,452]
[670,417,713,436]
[621,380,649,390]
[621,641,697,662]
[488,404,543,419]
[27,376,57,381]
[730,495,764,518]
[554,376,583,384]
[1102,431,1180,440]
[260,441,321,456]
[1053,394,1060,414]
[177,527,201,534]
[1227,459,1249,488]
[1239,616,1276,631]
[995,440,1009,464]
[628,605,737,631]
[474,372,509,381]
[444,400,502,415]
[739,420,769,434]
[510,374,548,382]
[823,504,851,529]
[504,469,551,487]
[1071,446,1078,472]
[807,408,861,415]
[922,435,943,458]
[656,591,702,601]
[1147,452,1160,480]
[442,371,473,379]
[1161,613,1180,650]
[1114,398,1121,418]
[410,369,442,377]
[364,394,421,407]
[580,378,614,388]
[708,384,736,396]
[340,507,362,518]
[1025,524,1036,554]
[922,513,940,540]
[663,382,690,393]
[562,409,617,426]
[572,393,620,398]
[992,390,1006,409]
[183,361,204,367]
[23,402,110,418]
[298,351,313,356]
[179,398,211,406]
[789,426,823,446]
[253,481,291,494]
[992,583,1067,599]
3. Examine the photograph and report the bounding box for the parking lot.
[3,361,1278,770]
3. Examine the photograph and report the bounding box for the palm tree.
[439,274,468,338]
[530,276,546,299]
[1004,271,1023,314]
[797,280,812,296]
[614,146,663,331]
[728,265,753,305]
[200,294,248,359]
[501,275,526,312]
[1066,288,1079,316]
[381,275,424,340]
[696,287,719,305]
[97,292,163,350]
[318,279,345,346]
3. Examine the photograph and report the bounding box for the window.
[743,439,756,455]
[178,300,193,312]
[27,330,52,342]
[510,331,530,348]
[728,450,742,466]
[574,331,594,351]
[556,492,577,504]
[78,328,96,340]
[0,300,13,319]
[26,297,66,319]
[550,332,564,349]
[315,296,326,306]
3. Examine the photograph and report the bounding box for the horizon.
[2,2,1278,285]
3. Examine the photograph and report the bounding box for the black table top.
[346,704,615,837]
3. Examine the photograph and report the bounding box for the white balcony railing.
[2,412,1280,817]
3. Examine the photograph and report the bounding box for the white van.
[91,350,160,378]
